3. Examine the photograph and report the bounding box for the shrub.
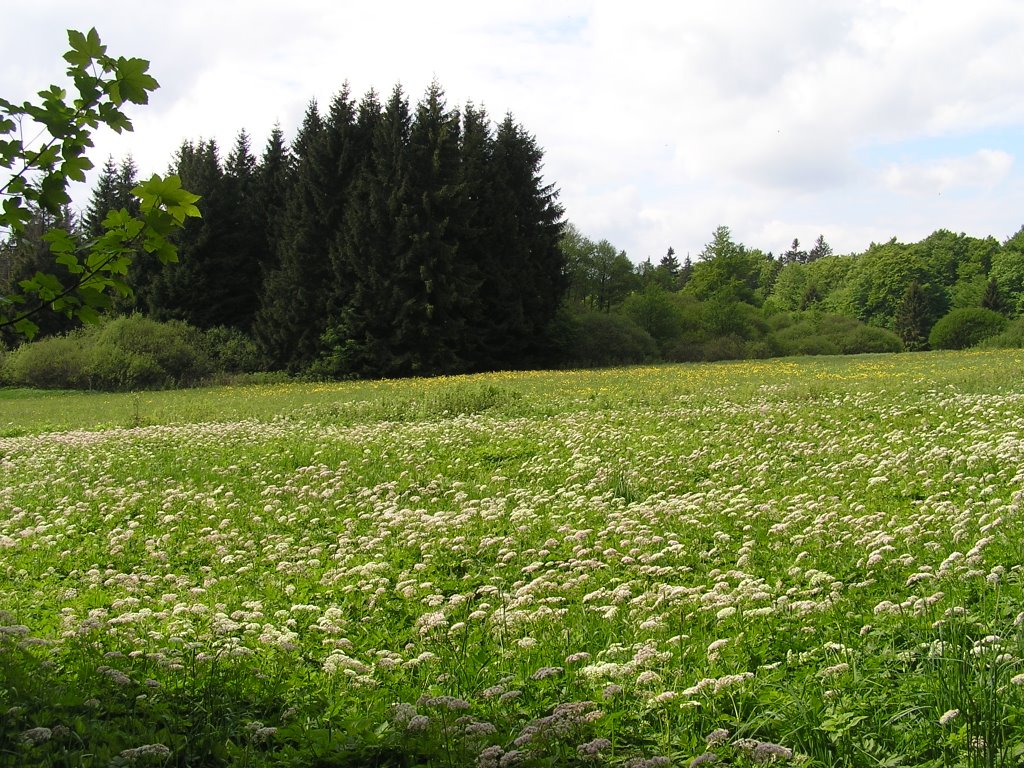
[700,334,747,362]
[768,311,903,356]
[980,317,1024,349]
[201,326,262,374]
[2,315,217,391]
[743,339,776,359]
[837,325,903,354]
[788,334,841,357]
[563,311,658,368]
[85,315,212,389]
[1,333,91,389]
[928,308,1008,350]
[622,285,684,353]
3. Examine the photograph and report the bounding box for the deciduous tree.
[0,28,199,339]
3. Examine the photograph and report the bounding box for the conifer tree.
[215,130,265,328]
[395,82,469,374]
[0,204,80,340]
[254,124,294,276]
[321,87,368,327]
[83,155,147,314]
[679,255,694,288]
[784,238,808,264]
[83,156,139,238]
[253,102,332,370]
[895,280,930,351]
[981,277,1006,314]
[145,137,262,330]
[808,234,832,262]
[479,114,565,366]
[457,102,499,366]
[145,139,227,325]
[654,247,680,290]
[83,156,120,241]
[330,86,413,377]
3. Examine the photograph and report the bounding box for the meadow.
[1,351,1024,767]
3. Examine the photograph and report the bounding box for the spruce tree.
[480,114,565,366]
[395,82,469,374]
[321,87,367,329]
[145,139,227,325]
[679,255,694,289]
[895,280,930,351]
[255,89,364,371]
[84,155,139,238]
[83,155,148,314]
[981,277,1006,314]
[216,130,265,329]
[457,102,498,367]
[808,234,832,262]
[83,156,120,240]
[253,102,332,370]
[254,124,294,277]
[654,247,680,290]
[147,137,261,330]
[0,204,80,340]
[784,238,807,265]
[117,156,140,216]
[332,85,414,377]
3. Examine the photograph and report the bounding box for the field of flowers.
[2,351,1024,767]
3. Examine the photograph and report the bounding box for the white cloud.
[882,149,1014,195]
[3,0,1024,260]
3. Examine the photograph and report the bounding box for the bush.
[700,334,747,362]
[201,326,262,374]
[621,285,684,353]
[980,317,1024,349]
[2,315,217,391]
[563,311,658,368]
[85,315,212,389]
[837,325,903,354]
[928,308,1008,350]
[1,333,91,389]
[768,311,903,356]
[788,334,841,357]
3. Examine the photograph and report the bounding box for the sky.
[4,1,1024,263]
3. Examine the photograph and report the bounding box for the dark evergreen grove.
[114,81,566,377]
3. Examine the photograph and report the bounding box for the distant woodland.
[3,79,1024,388]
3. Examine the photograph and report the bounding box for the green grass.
[1,350,1024,766]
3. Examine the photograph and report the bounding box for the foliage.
[249,85,564,377]
[621,284,684,353]
[561,225,636,312]
[684,226,765,305]
[768,311,903,356]
[562,309,658,367]
[989,227,1024,314]
[32,26,1019,384]
[928,307,1008,350]
[980,277,1006,314]
[0,28,200,339]
[894,280,931,351]
[143,134,267,332]
[0,315,262,390]
[979,316,1024,349]
[198,325,262,374]
[0,332,92,389]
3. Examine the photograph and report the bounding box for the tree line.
[2,81,566,378]
[5,70,1024,381]
[558,223,1024,366]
